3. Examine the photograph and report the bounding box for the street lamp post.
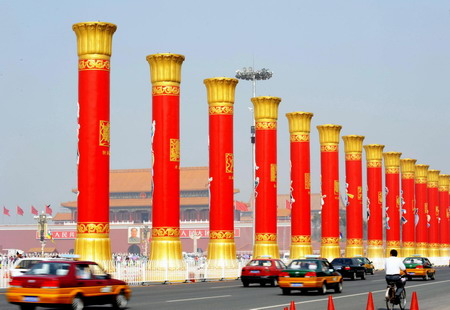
[34,212,52,257]
[235,67,273,250]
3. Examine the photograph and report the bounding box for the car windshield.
[15,259,43,269]
[27,262,71,276]
[248,260,272,267]
[404,258,423,264]
[331,259,353,265]
[288,260,319,270]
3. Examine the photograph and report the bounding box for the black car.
[330,258,366,280]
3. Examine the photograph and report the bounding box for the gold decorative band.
[209,106,233,115]
[345,153,362,161]
[210,230,234,239]
[291,235,311,244]
[429,243,440,248]
[256,121,277,130]
[386,240,401,247]
[255,233,277,242]
[367,239,383,246]
[320,144,338,152]
[152,227,180,238]
[402,173,415,179]
[402,241,415,247]
[415,242,428,248]
[78,59,110,71]
[427,182,438,188]
[321,237,340,245]
[290,133,310,142]
[415,177,427,184]
[439,186,449,192]
[386,167,400,174]
[440,243,449,248]
[77,222,110,234]
[152,85,180,96]
[346,238,363,246]
[367,161,382,168]
[170,139,180,162]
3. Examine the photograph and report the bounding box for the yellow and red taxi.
[6,259,131,310]
[241,257,287,287]
[278,258,343,295]
[403,255,436,280]
[353,256,375,275]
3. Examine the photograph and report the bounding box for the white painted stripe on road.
[249,279,450,309]
[167,295,232,303]
[210,285,242,289]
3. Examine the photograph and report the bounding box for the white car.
[9,257,46,277]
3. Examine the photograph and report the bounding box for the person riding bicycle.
[385,249,407,303]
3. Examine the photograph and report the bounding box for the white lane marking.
[210,285,242,289]
[249,279,450,309]
[167,295,232,303]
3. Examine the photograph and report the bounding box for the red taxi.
[6,260,131,310]
[241,258,287,287]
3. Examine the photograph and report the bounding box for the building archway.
[128,244,141,254]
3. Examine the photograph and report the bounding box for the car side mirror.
[369,261,373,264]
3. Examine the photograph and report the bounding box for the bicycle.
[385,275,407,310]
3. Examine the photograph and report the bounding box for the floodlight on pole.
[235,67,273,97]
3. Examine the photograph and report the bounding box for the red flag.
[17,206,24,216]
[235,201,249,212]
[31,205,38,215]
[3,207,10,216]
[286,199,292,210]
[45,205,52,215]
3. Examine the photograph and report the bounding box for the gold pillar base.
[385,241,401,257]
[320,240,341,262]
[415,242,428,257]
[149,237,184,268]
[345,239,363,257]
[439,246,449,257]
[290,244,312,259]
[428,243,440,258]
[367,241,384,259]
[401,242,415,257]
[75,234,112,271]
[253,240,280,259]
[207,238,238,268]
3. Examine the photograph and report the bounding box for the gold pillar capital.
[400,158,417,173]
[364,144,385,161]
[342,135,365,153]
[317,124,342,144]
[427,169,440,187]
[286,112,314,133]
[415,165,429,177]
[146,53,185,84]
[439,174,450,191]
[73,22,117,58]
[252,96,281,121]
[383,152,402,168]
[204,77,238,105]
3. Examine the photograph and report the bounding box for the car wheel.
[20,305,36,310]
[271,278,278,287]
[242,280,249,287]
[282,288,291,295]
[71,295,84,310]
[370,269,374,275]
[334,281,343,293]
[319,282,327,295]
[360,272,365,280]
[430,273,435,280]
[424,273,429,281]
[113,291,128,310]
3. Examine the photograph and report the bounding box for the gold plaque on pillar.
[271,164,277,182]
[170,139,180,162]
[99,120,110,147]
[334,180,339,195]
[305,173,310,189]
[225,153,233,173]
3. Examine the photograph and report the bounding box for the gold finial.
[146,53,185,84]
[383,152,402,167]
[364,144,385,161]
[342,135,365,153]
[400,158,417,173]
[204,77,238,104]
[252,96,281,121]
[317,124,342,144]
[415,164,429,178]
[439,174,450,191]
[286,112,314,133]
[73,22,117,58]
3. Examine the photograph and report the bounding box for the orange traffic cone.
[289,301,296,310]
[327,295,335,310]
[283,307,288,310]
[410,291,419,310]
[366,292,374,310]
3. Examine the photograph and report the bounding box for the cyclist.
[385,249,407,304]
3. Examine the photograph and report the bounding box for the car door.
[75,263,102,300]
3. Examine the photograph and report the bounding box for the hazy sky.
[1,0,450,224]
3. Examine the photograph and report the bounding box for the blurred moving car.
[9,258,47,278]
[353,256,375,275]
[278,258,343,295]
[330,258,366,280]
[6,259,131,310]
[403,255,436,280]
[241,258,287,287]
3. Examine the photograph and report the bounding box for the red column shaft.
[367,166,383,242]
[439,190,448,245]
[401,178,415,246]
[321,151,340,239]
[415,183,428,245]
[345,159,363,241]
[428,186,439,245]
[385,173,400,245]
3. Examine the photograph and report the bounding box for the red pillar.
[286,112,314,258]
[383,152,402,256]
[146,53,185,268]
[342,135,365,257]
[439,175,449,257]
[317,124,342,261]
[252,96,281,258]
[415,164,429,257]
[427,170,440,258]
[73,22,116,263]
[364,144,385,259]
[204,77,238,266]
[400,158,417,257]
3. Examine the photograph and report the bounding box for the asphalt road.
[1,267,450,310]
